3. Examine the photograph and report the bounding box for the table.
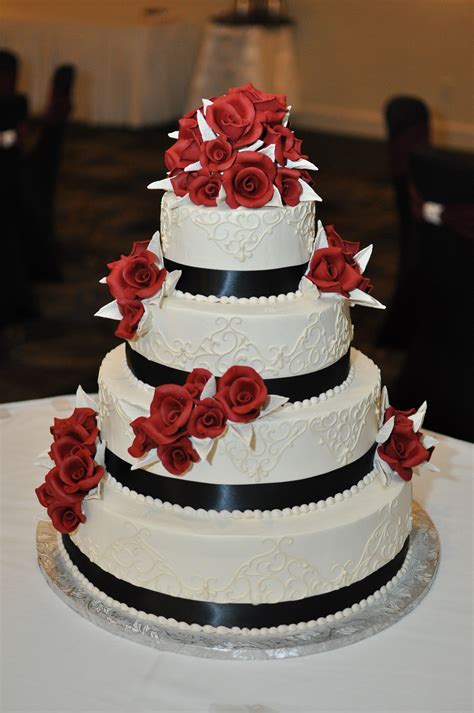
[1,395,472,713]
[187,21,299,112]
[0,16,199,127]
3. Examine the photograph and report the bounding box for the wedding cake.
[35,84,437,636]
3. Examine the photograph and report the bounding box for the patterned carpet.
[0,124,404,402]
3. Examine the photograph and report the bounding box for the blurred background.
[0,0,473,440]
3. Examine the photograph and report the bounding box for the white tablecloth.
[0,17,199,127]
[1,395,472,713]
[187,22,299,113]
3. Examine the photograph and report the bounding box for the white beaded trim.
[173,289,303,304]
[104,468,378,519]
[115,346,356,411]
[58,535,412,637]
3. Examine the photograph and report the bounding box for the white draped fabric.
[0,17,200,126]
[1,395,472,712]
[188,22,299,112]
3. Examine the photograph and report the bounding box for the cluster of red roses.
[35,408,104,534]
[106,240,167,340]
[306,225,373,297]
[165,83,313,209]
[129,365,268,476]
[377,406,433,481]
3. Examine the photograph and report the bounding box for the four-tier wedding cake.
[35,84,437,636]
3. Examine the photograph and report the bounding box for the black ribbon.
[164,258,307,298]
[105,444,376,511]
[125,343,351,403]
[62,534,409,628]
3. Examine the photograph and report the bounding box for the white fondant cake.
[36,84,436,638]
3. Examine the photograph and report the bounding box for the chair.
[25,64,76,282]
[0,49,18,97]
[378,96,431,348]
[393,146,474,441]
[0,93,38,326]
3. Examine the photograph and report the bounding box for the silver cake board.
[36,502,440,660]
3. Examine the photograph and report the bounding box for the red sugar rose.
[377,407,433,481]
[50,407,98,449]
[275,167,303,206]
[306,240,372,297]
[223,151,276,209]
[188,169,222,207]
[199,136,236,172]
[206,92,263,148]
[264,124,303,165]
[158,437,200,476]
[164,117,202,172]
[170,169,193,197]
[227,83,287,125]
[184,368,213,400]
[115,299,145,340]
[58,447,104,494]
[107,241,166,302]
[187,398,227,439]
[325,225,360,264]
[47,498,86,534]
[128,384,194,457]
[216,365,268,423]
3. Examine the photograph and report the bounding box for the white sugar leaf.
[265,185,283,207]
[353,245,373,274]
[299,178,322,202]
[147,177,173,191]
[282,109,290,127]
[349,289,386,310]
[200,375,217,400]
[258,143,276,161]
[286,158,318,171]
[168,130,179,139]
[409,401,427,433]
[184,160,201,172]
[147,230,163,265]
[163,270,182,298]
[381,386,390,416]
[229,422,253,447]
[298,275,320,299]
[171,194,192,208]
[131,450,160,471]
[243,139,264,152]
[260,394,289,417]
[99,277,107,284]
[197,109,217,141]
[419,460,440,473]
[202,98,213,115]
[94,300,122,321]
[315,220,328,249]
[35,450,53,469]
[190,436,213,461]
[376,415,395,444]
[421,433,439,450]
[95,439,106,466]
[75,385,97,411]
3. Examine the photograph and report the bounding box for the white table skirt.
[0,17,199,127]
[1,395,472,713]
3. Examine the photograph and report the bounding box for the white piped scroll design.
[160,195,315,263]
[136,307,351,378]
[72,496,410,604]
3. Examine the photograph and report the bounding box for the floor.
[0,124,405,403]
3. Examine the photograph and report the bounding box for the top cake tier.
[149,83,321,277]
[160,191,315,271]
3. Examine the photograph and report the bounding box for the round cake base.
[36,502,439,660]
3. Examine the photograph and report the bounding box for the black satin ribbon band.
[104,444,377,511]
[125,343,351,404]
[62,534,409,628]
[164,258,308,298]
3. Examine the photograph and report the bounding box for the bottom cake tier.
[65,474,412,632]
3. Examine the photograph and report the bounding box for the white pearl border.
[58,535,412,638]
[173,289,303,304]
[104,468,378,520]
